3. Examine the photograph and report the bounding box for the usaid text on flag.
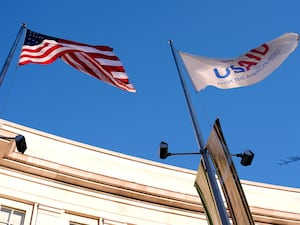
[180,33,299,91]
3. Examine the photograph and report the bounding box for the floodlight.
[0,135,27,153]
[233,150,255,166]
[15,135,27,153]
[240,150,255,166]
[159,141,201,159]
[159,141,169,159]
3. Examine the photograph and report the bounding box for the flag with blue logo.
[180,33,299,91]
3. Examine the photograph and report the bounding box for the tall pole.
[168,40,230,225]
[0,23,26,87]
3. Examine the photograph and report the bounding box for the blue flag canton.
[24,29,56,46]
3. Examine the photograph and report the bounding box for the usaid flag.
[179,33,299,91]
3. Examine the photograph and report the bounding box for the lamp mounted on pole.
[159,141,254,166]
[159,141,201,159]
[232,150,255,166]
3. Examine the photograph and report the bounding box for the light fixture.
[0,135,27,153]
[232,150,255,166]
[159,141,254,166]
[159,141,170,159]
[159,141,201,159]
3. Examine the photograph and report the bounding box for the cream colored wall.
[0,168,205,225]
[0,119,300,225]
[9,124,198,195]
[0,119,207,225]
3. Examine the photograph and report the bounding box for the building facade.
[0,119,299,225]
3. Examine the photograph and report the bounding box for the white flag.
[179,33,299,91]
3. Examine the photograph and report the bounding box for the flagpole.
[0,23,26,87]
[168,40,230,225]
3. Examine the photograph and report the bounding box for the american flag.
[19,29,136,92]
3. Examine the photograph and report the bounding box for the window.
[67,214,130,225]
[70,222,87,225]
[100,218,128,225]
[0,206,25,225]
[0,197,32,225]
[67,213,98,225]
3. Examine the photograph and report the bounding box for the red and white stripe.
[19,39,136,92]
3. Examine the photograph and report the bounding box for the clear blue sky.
[1,1,300,188]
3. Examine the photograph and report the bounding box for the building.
[0,119,299,225]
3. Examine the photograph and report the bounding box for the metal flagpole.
[168,40,230,225]
[0,23,26,87]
